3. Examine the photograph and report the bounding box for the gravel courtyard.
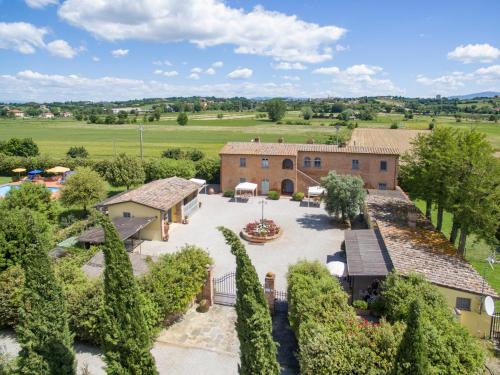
[137,194,345,290]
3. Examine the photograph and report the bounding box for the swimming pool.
[0,184,60,197]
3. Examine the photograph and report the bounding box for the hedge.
[140,245,213,326]
[287,261,403,375]
[143,158,196,182]
[0,245,212,346]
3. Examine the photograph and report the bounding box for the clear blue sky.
[0,0,499,101]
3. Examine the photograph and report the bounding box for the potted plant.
[353,299,370,316]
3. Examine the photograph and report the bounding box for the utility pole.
[139,125,144,160]
[258,199,267,223]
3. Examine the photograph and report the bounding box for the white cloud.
[271,62,307,70]
[212,61,224,68]
[188,73,200,80]
[46,39,77,58]
[154,69,163,75]
[335,44,348,52]
[58,0,346,63]
[205,68,216,75]
[416,65,500,95]
[153,59,172,66]
[448,43,500,64]
[0,22,78,58]
[92,56,100,62]
[312,64,401,96]
[312,66,340,75]
[111,48,129,57]
[0,22,47,54]
[163,70,179,77]
[25,0,58,8]
[191,67,203,73]
[0,70,305,101]
[227,68,253,79]
[282,75,300,81]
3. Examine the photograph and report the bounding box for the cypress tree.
[98,214,158,375]
[17,210,76,375]
[394,299,429,375]
[218,227,280,375]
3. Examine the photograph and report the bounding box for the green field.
[0,112,498,159]
[415,200,500,309]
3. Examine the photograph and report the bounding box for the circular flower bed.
[240,219,283,243]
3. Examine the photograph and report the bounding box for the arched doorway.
[281,179,294,194]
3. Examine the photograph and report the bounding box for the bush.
[0,265,24,328]
[185,149,205,162]
[352,300,368,310]
[140,245,212,325]
[288,261,403,375]
[195,158,220,184]
[161,147,183,160]
[379,273,485,374]
[267,191,280,200]
[0,137,39,157]
[223,190,234,198]
[292,192,304,201]
[144,158,196,182]
[265,98,287,122]
[66,146,89,159]
[390,122,400,129]
[177,112,188,125]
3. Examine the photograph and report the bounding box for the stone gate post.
[264,272,276,314]
[202,264,214,306]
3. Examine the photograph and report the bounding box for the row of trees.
[400,128,500,254]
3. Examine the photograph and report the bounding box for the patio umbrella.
[28,169,44,175]
[46,166,70,174]
[12,167,26,180]
[326,261,347,278]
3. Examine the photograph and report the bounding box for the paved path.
[137,194,344,290]
[0,306,240,375]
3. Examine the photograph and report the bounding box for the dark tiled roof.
[345,229,393,276]
[78,216,155,244]
[366,190,498,298]
[219,142,400,156]
[98,176,199,211]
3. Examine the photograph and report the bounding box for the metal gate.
[213,272,236,306]
[274,290,288,315]
[491,313,500,343]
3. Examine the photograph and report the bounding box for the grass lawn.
[0,176,11,184]
[1,113,498,159]
[414,200,499,309]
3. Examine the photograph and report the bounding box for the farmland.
[0,111,498,159]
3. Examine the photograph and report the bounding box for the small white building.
[61,111,72,118]
[40,112,54,119]
[8,109,24,118]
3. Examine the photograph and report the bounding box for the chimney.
[407,206,418,228]
[254,137,260,143]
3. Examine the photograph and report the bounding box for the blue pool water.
[0,184,60,197]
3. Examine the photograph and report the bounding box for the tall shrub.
[17,211,76,375]
[379,272,485,374]
[218,227,280,375]
[98,215,158,374]
[105,153,145,190]
[393,299,429,374]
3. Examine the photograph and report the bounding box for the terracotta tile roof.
[77,216,155,244]
[366,189,498,298]
[98,176,199,211]
[219,142,400,156]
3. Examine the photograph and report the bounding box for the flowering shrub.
[244,219,281,237]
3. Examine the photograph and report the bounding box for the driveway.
[136,194,345,290]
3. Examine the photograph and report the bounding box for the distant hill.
[449,91,500,100]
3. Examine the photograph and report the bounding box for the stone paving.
[156,305,239,356]
[137,194,345,290]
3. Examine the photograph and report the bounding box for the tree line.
[400,127,500,255]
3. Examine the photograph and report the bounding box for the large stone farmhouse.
[220,142,399,195]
